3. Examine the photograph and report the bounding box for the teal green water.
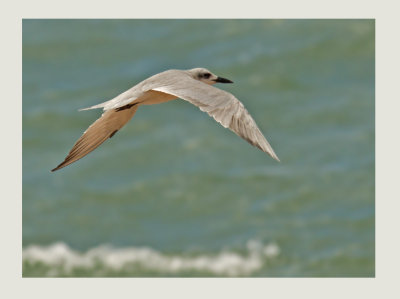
[22,19,374,277]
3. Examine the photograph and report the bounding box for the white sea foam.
[23,240,279,276]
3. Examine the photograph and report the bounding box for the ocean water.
[22,19,375,277]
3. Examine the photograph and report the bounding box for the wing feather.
[51,104,139,171]
[153,78,280,161]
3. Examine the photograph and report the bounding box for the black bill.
[215,76,233,83]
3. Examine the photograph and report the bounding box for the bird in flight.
[51,68,280,172]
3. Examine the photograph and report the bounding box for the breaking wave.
[23,240,279,277]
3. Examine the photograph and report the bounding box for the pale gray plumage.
[52,68,279,172]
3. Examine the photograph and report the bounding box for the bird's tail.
[78,102,108,111]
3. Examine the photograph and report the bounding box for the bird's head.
[187,68,233,85]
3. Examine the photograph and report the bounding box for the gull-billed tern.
[51,68,280,172]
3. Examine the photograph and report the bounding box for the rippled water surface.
[22,19,374,277]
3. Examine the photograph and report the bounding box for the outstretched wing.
[153,78,280,161]
[51,103,139,172]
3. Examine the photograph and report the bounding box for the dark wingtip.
[51,162,64,172]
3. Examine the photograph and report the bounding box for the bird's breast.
[138,90,177,105]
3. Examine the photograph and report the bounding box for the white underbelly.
[137,90,177,105]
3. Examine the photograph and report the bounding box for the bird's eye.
[203,73,211,79]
